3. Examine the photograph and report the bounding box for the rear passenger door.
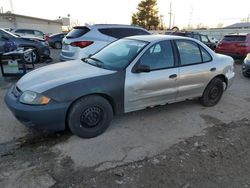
[174,40,215,100]
[124,40,179,112]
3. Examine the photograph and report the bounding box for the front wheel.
[23,48,39,63]
[200,78,224,107]
[68,95,113,138]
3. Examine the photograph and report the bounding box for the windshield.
[223,35,246,42]
[0,29,18,38]
[83,39,148,70]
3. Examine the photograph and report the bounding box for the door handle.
[169,74,177,79]
[210,67,216,72]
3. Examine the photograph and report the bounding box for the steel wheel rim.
[80,106,103,128]
[209,86,220,100]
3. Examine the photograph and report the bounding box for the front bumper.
[4,86,69,131]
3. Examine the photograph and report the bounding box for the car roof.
[12,28,43,32]
[125,35,189,42]
[74,24,149,32]
[225,33,249,36]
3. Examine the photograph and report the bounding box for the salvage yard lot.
[0,50,250,187]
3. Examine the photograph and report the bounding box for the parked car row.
[165,31,217,50]
[215,33,250,59]
[45,32,67,49]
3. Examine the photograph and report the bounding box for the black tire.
[200,78,224,107]
[67,95,113,138]
[243,71,249,77]
[54,42,62,49]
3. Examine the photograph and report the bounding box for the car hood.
[19,36,45,42]
[16,60,116,93]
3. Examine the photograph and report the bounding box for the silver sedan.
[5,35,235,138]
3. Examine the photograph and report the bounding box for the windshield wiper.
[89,57,104,68]
[81,57,103,68]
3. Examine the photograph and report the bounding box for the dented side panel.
[124,68,179,113]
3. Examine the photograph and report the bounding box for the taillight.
[70,41,93,48]
[45,36,50,41]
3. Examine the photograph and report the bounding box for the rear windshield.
[66,27,90,39]
[222,35,246,42]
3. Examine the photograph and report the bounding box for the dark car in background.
[165,31,217,50]
[0,29,50,63]
[215,33,250,59]
[46,32,67,49]
[242,53,250,77]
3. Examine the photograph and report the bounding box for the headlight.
[19,91,50,105]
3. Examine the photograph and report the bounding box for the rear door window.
[99,28,114,37]
[99,28,149,39]
[176,40,202,65]
[201,35,209,43]
[15,29,25,34]
[193,34,201,41]
[34,30,44,36]
[25,30,34,35]
[200,47,212,62]
[66,27,90,39]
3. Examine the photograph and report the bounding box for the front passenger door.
[124,40,179,113]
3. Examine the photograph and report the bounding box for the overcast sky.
[1,0,250,28]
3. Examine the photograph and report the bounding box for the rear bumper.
[60,53,75,61]
[215,49,247,59]
[4,86,69,131]
[38,45,51,58]
[60,49,90,61]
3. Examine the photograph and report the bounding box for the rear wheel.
[68,95,113,138]
[200,78,224,107]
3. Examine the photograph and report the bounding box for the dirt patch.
[1,119,250,188]
[75,119,250,188]
[0,130,73,188]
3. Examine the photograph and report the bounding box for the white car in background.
[60,24,150,61]
[11,29,45,39]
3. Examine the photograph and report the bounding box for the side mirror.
[134,64,150,73]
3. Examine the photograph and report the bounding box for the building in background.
[193,22,250,40]
[0,12,70,34]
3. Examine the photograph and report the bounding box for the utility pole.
[168,2,172,29]
[9,0,14,13]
